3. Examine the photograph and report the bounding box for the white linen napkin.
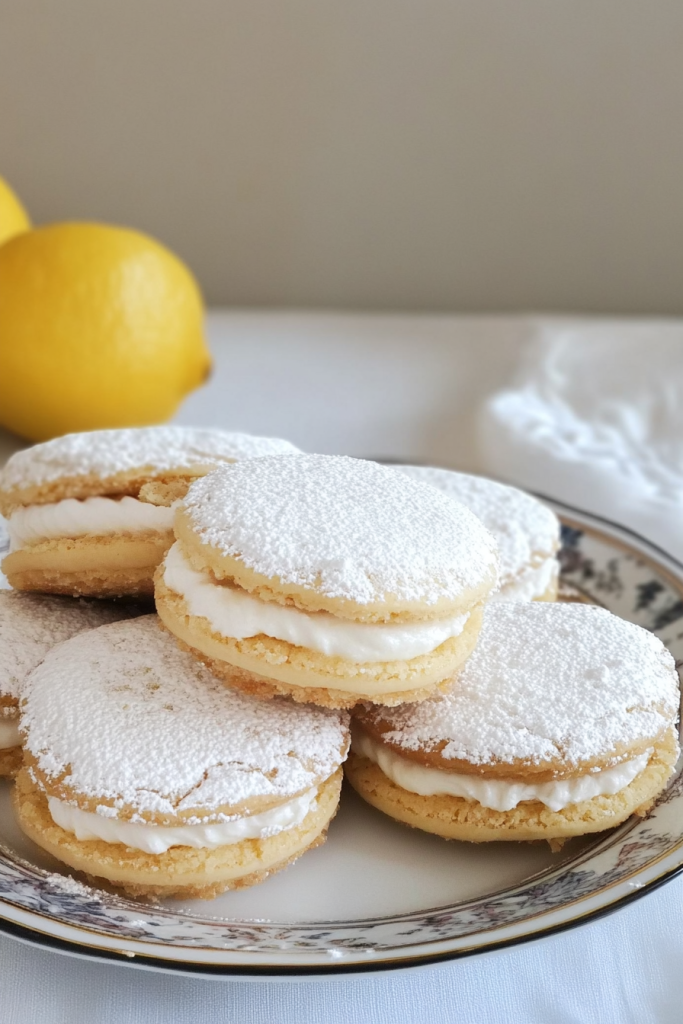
[479,323,683,560]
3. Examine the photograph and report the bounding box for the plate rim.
[1,495,682,979]
[0,863,681,980]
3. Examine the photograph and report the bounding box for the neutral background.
[3,1,683,313]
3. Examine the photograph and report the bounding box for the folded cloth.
[479,323,683,560]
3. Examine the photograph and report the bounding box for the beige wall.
[3,1,683,313]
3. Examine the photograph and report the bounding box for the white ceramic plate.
[0,497,682,979]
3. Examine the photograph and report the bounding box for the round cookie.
[15,615,349,899]
[155,454,499,709]
[396,466,560,601]
[347,602,680,846]
[0,591,139,777]
[0,427,300,598]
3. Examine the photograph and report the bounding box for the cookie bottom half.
[0,746,22,779]
[156,578,483,709]
[344,730,679,845]
[14,768,343,900]
[3,532,172,598]
[183,647,463,710]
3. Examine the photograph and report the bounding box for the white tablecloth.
[1,312,682,1022]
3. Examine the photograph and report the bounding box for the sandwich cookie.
[397,466,560,602]
[155,454,499,709]
[0,591,138,777]
[0,427,299,598]
[347,602,680,846]
[15,616,349,899]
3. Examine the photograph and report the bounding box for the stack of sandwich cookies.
[15,616,348,899]
[346,602,680,846]
[0,427,300,598]
[0,591,138,777]
[155,454,499,709]
[397,466,560,602]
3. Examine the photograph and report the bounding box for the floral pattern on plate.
[0,501,681,971]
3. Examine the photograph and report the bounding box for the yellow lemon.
[0,176,30,247]
[0,222,211,441]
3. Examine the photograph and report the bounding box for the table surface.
[1,311,681,1024]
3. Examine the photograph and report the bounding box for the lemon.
[0,222,211,441]
[0,176,30,247]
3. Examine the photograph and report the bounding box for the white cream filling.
[163,542,471,663]
[493,556,559,603]
[353,729,652,812]
[8,497,175,549]
[47,786,318,855]
[0,715,20,750]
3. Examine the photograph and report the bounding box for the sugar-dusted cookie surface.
[0,590,139,777]
[396,466,560,602]
[177,454,498,618]
[1,426,301,598]
[17,616,349,898]
[158,454,499,708]
[0,426,301,510]
[348,602,680,844]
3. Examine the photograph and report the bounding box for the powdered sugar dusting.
[183,455,499,606]
[363,603,680,769]
[22,616,348,818]
[396,466,559,585]
[0,427,300,492]
[46,873,99,897]
[0,591,137,702]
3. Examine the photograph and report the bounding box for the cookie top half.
[356,602,680,778]
[396,466,559,586]
[175,454,500,622]
[0,426,300,513]
[22,616,349,824]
